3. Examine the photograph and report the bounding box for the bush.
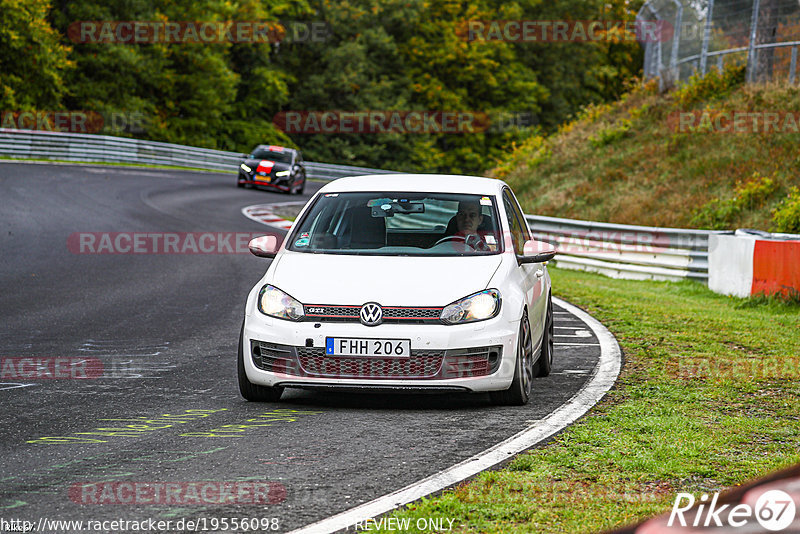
[673,64,746,108]
[690,172,780,229]
[771,187,800,234]
[589,119,632,147]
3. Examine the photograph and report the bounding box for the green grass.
[0,156,236,174]
[379,267,800,533]
[493,69,800,231]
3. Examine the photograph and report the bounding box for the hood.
[268,251,504,306]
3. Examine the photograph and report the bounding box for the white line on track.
[286,297,621,534]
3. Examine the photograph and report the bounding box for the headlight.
[275,170,290,177]
[440,289,500,325]
[257,285,304,321]
[240,163,252,173]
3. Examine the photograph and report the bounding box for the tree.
[0,0,72,110]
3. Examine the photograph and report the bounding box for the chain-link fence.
[638,0,800,87]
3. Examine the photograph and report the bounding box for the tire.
[490,310,534,406]
[289,174,305,195]
[237,177,245,188]
[237,322,284,402]
[536,294,554,378]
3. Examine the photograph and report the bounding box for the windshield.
[288,192,502,256]
[249,148,293,165]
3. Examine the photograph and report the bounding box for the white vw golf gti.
[239,174,556,405]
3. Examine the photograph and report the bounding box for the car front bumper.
[242,314,519,392]
[238,172,292,190]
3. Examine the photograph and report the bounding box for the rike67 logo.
[657,489,797,532]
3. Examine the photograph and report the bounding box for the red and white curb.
[242,202,304,231]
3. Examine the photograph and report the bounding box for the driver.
[453,200,491,251]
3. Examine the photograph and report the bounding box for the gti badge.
[360,302,383,326]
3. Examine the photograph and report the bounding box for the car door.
[501,188,546,346]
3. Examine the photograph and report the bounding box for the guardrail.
[2,128,779,284]
[0,129,398,180]
[526,214,718,282]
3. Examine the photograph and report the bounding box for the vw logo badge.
[360,302,383,326]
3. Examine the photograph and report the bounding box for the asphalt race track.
[0,162,608,533]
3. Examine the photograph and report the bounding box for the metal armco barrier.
[526,214,718,282]
[0,129,398,179]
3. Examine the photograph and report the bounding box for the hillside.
[493,66,800,233]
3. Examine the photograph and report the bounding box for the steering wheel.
[433,235,467,247]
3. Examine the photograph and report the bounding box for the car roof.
[253,145,297,153]
[317,174,509,195]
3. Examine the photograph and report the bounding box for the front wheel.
[536,294,554,377]
[237,322,284,402]
[490,310,534,406]
[289,175,305,195]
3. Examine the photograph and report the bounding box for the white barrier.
[709,232,800,297]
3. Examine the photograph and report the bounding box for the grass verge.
[381,267,800,533]
[0,156,235,174]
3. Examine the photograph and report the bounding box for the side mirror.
[248,235,279,258]
[519,239,557,264]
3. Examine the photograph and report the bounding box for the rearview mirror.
[519,239,557,264]
[248,235,279,258]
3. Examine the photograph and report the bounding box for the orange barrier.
[752,240,800,298]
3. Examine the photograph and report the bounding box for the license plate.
[255,174,270,182]
[325,337,410,358]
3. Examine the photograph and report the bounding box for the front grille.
[251,342,501,380]
[303,305,443,324]
[383,307,441,319]
[298,348,444,379]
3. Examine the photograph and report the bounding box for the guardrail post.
[717,54,724,73]
[746,0,761,83]
[790,46,798,84]
[700,0,715,76]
